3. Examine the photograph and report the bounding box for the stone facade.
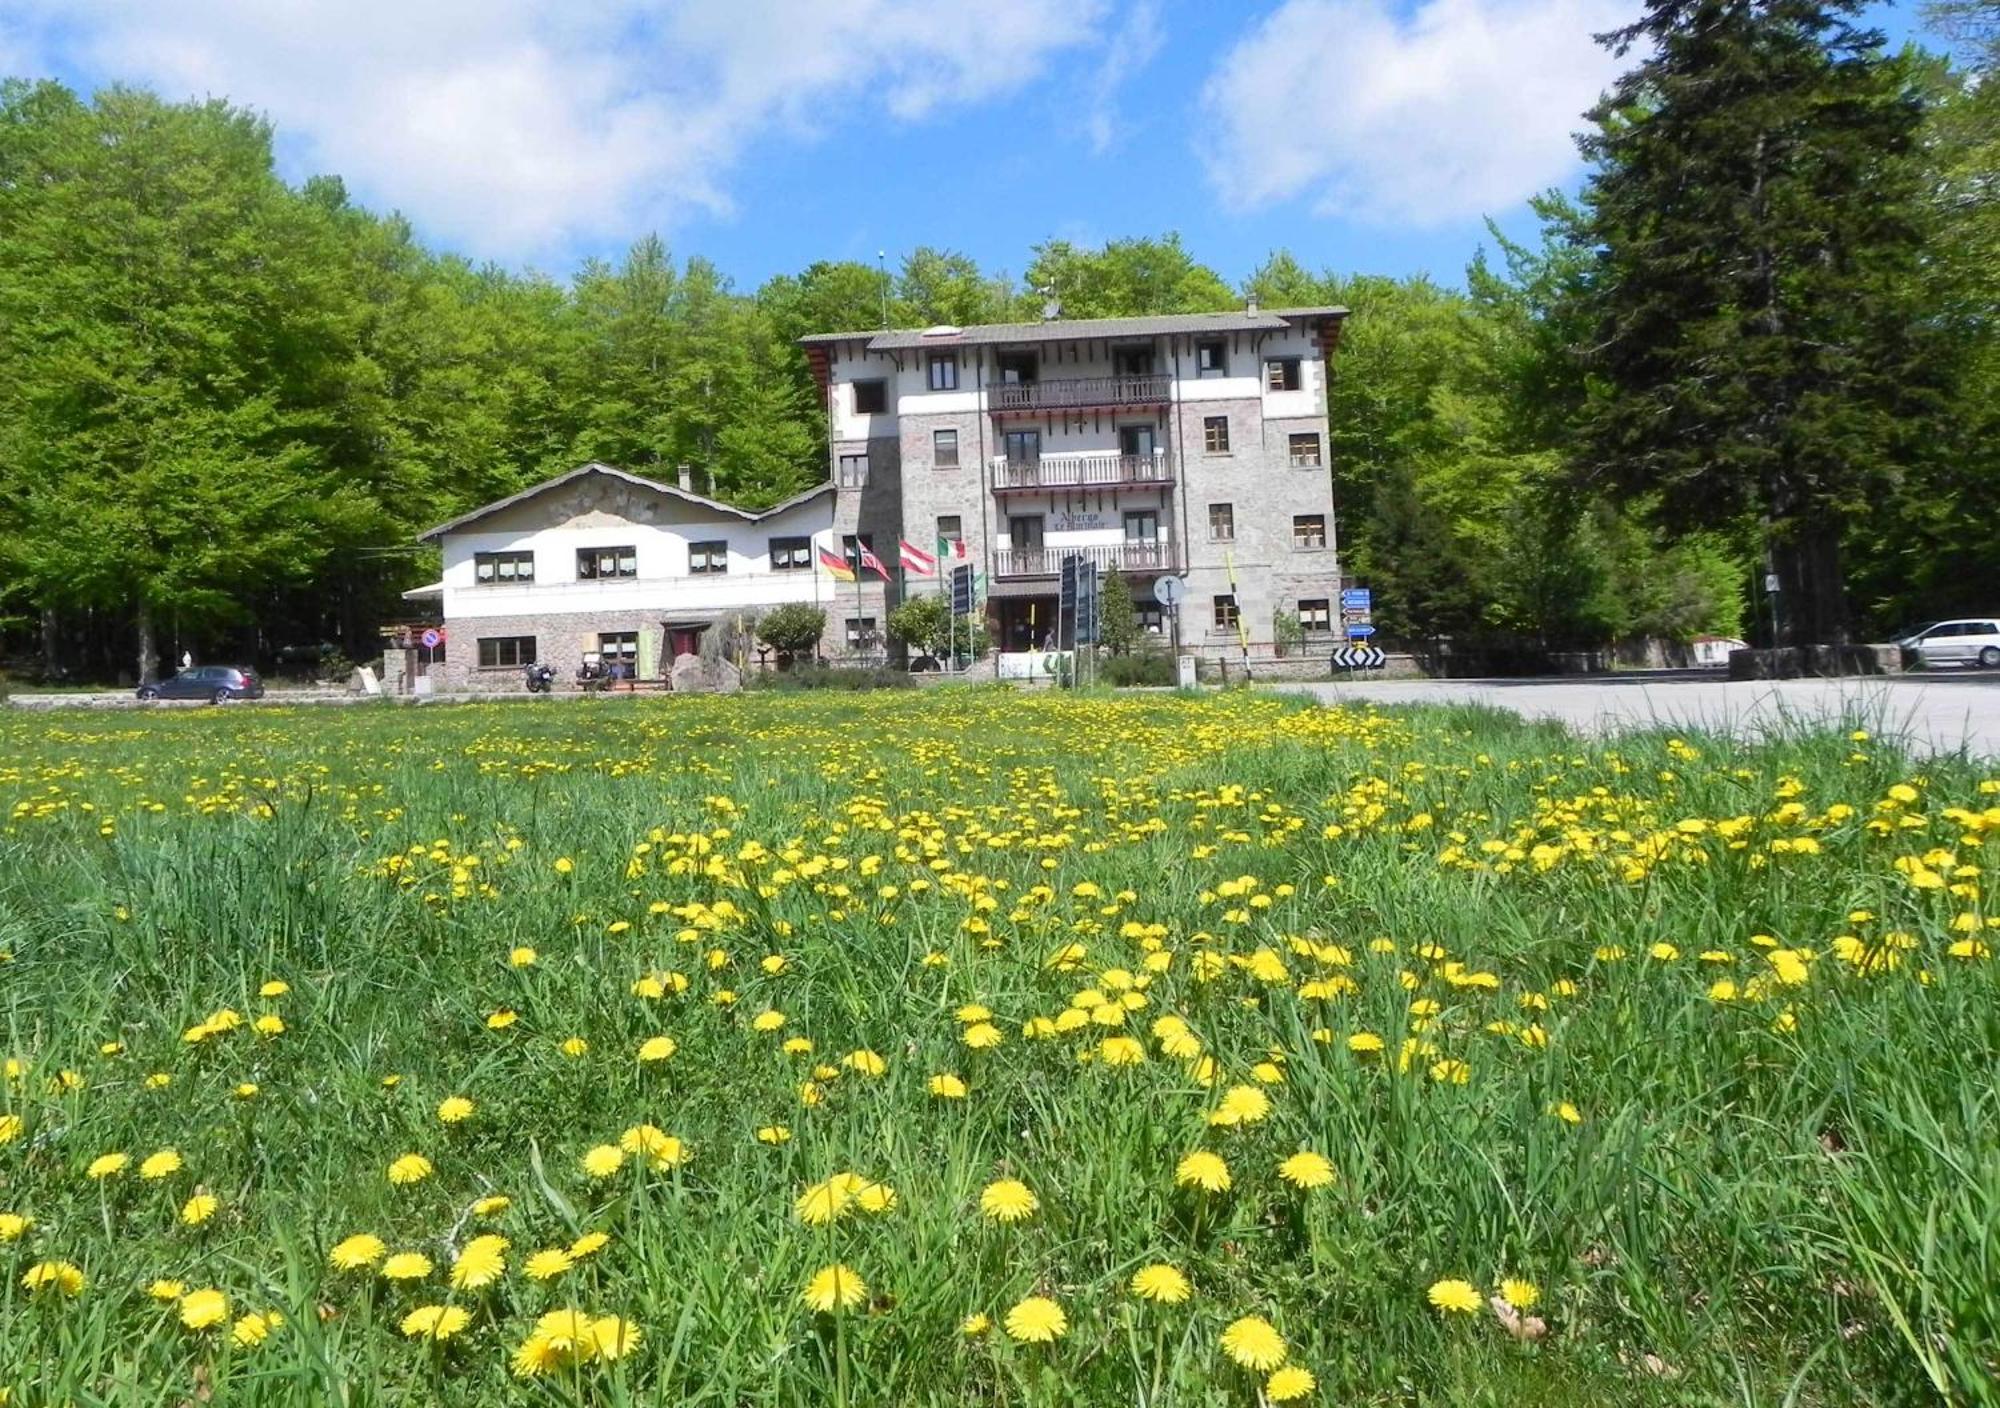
[810,309,1348,660]
[438,608,667,693]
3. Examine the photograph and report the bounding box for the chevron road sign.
[1331,644,1386,671]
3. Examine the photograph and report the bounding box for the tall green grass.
[0,692,1993,1406]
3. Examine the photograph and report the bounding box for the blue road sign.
[1341,588,1372,610]
[1346,623,1376,639]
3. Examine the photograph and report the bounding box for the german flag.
[818,549,856,582]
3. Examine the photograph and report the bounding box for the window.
[1136,603,1165,634]
[1266,358,1302,392]
[473,550,535,584]
[1208,502,1235,541]
[927,353,958,391]
[477,636,536,668]
[1299,599,1332,632]
[1213,594,1239,630]
[598,631,638,662]
[844,617,877,649]
[1195,339,1227,376]
[998,351,1037,385]
[769,536,813,571]
[1002,429,1040,465]
[1203,415,1230,453]
[842,533,875,572]
[933,428,959,469]
[576,545,637,580]
[1288,432,1323,467]
[852,380,887,415]
[1293,514,1327,549]
[937,514,963,545]
[1123,510,1159,543]
[837,452,869,487]
[1113,346,1155,376]
[688,540,728,574]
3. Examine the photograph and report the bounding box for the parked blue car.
[136,665,265,703]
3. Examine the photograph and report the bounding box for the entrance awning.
[401,581,444,602]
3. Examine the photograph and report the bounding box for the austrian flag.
[899,539,938,576]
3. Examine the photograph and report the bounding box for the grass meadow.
[0,688,1995,1406]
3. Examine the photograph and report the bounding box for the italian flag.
[939,537,972,563]
[899,539,938,576]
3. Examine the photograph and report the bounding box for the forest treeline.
[1,0,1993,678]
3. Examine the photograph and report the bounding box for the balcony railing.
[992,451,1174,491]
[992,542,1180,578]
[988,373,1171,414]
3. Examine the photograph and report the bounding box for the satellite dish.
[1153,576,1186,608]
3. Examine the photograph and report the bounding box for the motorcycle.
[523,663,557,693]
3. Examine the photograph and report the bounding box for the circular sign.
[420,629,441,649]
[1152,576,1187,608]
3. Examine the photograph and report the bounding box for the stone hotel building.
[408,304,1347,689]
[800,303,1347,654]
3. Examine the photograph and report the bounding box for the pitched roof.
[799,306,1348,351]
[416,462,833,542]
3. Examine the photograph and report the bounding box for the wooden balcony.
[992,452,1174,492]
[988,373,1171,414]
[991,541,1180,579]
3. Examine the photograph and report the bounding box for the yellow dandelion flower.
[1266,1364,1316,1401]
[86,1151,129,1179]
[450,1234,508,1289]
[1499,1278,1540,1310]
[436,1096,474,1124]
[756,1125,792,1145]
[568,1230,611,1259]
[179,1288,230,1331]
[637,1035,678,1063]
[802,1263,867,1313]
[23,1260,85,1296]
[1004,1295,1067,1343]
[330,1233,386,1270]
[387,1153,432,1185]
[582,1145,626,1179]
[1427,1278,1482,1314]
[1175,1150,1231,1193]
[180,1193,219,1226]
[148,1278,185,1301]
[590,1316,643,1361]
[929,1073,968,1099]
[401,1304,471,1341]
[1130,1263,1191,1304]
[1221,1315,1288,1370]
[380,1251,432,1281]
[231,1311,278,1348]
[524,1247,573,1281]
[1277,1151,1335,1190]
[961,1311,992,1336]
[0,1212,32,1241]
[979,1178,1039,1223]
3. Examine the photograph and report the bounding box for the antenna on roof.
[1038,281,1060,322]
[877,250,889,330]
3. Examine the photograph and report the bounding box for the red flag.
[857,545,891,581]
[899,539,938,576]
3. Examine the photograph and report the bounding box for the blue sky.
[3,0,1928,295]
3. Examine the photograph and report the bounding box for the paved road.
[1281,671,2000,758]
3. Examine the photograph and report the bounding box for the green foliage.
[1019,234,1234,319]
[1571,0,1934,643]
[747,662,913,691]
[755,603,827,658]
[1098,649,1174,686]
[885,594,952,658]
[1097,572,1142,656]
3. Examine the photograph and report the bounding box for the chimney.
[676,464,692,492]
[1246,294,1259,315]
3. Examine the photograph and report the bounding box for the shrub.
[749,663,913,692]
[1100,651,1175,687]
[757,603,826,661]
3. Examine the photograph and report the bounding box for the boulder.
[1728,644,1902,680]
[670,653,743,694]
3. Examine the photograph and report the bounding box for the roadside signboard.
[1346,623,1376,638]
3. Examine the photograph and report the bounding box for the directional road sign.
[1331,644,1386,671]
[1340,588,1373,611]
[1345,623,1376,638]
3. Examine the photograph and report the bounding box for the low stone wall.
[1202,652,1423,684]
[1728,644,1902,680]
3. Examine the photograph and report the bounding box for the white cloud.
[1087,0,1165,155]
[1199,0,1631,225]
[9,0,1108,262]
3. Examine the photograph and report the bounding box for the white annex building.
[406,303,1349,690]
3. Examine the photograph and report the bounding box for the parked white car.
[1897,619,2000,669]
